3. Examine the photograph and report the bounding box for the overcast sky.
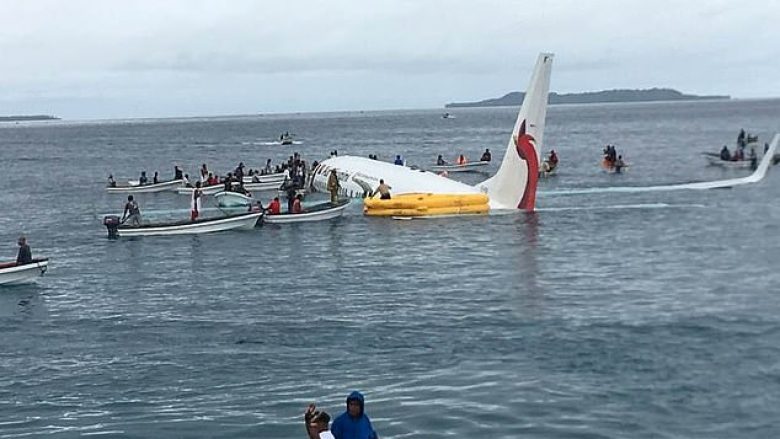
[1,0,778,119]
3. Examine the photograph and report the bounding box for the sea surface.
[2,99,780,438]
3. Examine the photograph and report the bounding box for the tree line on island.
[445,88,730,108]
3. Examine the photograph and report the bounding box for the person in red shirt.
[267,197,281,215]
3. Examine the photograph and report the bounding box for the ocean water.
[1,99,780,438]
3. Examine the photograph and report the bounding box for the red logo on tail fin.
[514,120,539,211]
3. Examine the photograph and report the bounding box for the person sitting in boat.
[720,145,731,161]
[549,150,559,167]
[223,173,233,192]
[436,155,447,166]
[122,195,142,226]
[16,235,32,265]
[267,197,281,215]
[456,154,467,165]
[107,174,116,188]
[374,179,392,200]
[733,147,744,161]
[174,166,183,181]
[291,194,304,214]
[614,155,626,173]
[153,171,159,185]
[480,149,491,162]
[139,171,148,186]
[183,174,193,188]
[327,169,340,205]
[305,404,333,439]
[394,155,404,166]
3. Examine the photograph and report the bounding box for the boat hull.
[113,213,261,237]
[177,185,225,195]
[214,191,253,207]
[703,154,756,169]
[242,172,287,184]
[0,259,49,286]
[106,179,184,193]
[430,161,490,173]
[263,200,350,224]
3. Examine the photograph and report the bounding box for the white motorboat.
[429,161,490,173]
[214,191,253,207]
[0,258,49,286]
[702,153,756,169]
[242,172,287,184]
[244,181,283,192]
[106,179,184,193]
[263,200,350,224]
[103,212,261,237]
[176,184,225,195]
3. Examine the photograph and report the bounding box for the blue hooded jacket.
[331,391,378,439]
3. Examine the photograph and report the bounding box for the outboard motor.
[103,215,121,239]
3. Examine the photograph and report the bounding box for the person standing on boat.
[373,180,391,200]
[456,154,467,165]
[480,149,491,162]
[153,171,159,184]
[174,166,183,181]
[191,181,203,221]
[330,391,378,439]
[200,164,208,182]
[139,171,148,186]
[327,169,341,205]
[16,236,32,265]
[107,174,116,188]
[122,195,142,226]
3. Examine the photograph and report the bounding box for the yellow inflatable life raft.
[363,193,489,217]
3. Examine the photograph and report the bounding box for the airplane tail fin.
[478,53,553,211]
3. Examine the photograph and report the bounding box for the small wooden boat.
[106,179,184,193]
[263,200,350,224]
[0,258,49,286]
[103,212,261,237]
[244,181,283,192]
[214,191,253,207]
[176,184,226,195]
[430,161,490,173]
[702,152,757,169]
[242,172,287,184]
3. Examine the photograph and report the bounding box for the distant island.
[0,115,60,122]
[445,88,730,108]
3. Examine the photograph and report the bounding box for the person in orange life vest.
[267,197,281,215]
[292,194,304,214]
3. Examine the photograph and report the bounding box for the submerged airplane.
[311,53,555,214]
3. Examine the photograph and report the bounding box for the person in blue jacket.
[330,391,378,439]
